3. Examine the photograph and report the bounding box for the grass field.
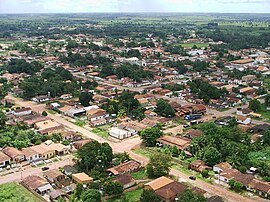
[104,187,143,202]
[131,168,148,180]
[180,42,208,48]
[0,182,43,202]
[91,124,111,138]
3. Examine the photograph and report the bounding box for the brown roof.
[145,176,174,191]
[186,129,203,138]
[155,181,187,200]
[157,135,191,150]
[21,148,39,158]
[234,173,254,186]
[249,179,270,193]
[73,138,93,149]
[220,169,240,179]
[232,59,254,64]
[22,175,49,190]
[191,187,207,195]
[107,160,141,175]
[2,147,24,159]
[72,172,93,183]
[0,151,11,162]
[44,169,64,180]
[14,107,32,113]
[214,162,232,171]
[113,173,135,185]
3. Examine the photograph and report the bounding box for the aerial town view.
[0,0,270,202]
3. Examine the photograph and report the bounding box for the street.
[4,93,269,202]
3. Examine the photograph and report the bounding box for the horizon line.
[0,11,270,15]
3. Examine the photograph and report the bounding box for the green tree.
[249,99,261,112]
[146,153,172,178]
[265,94,270,107]
[0,111,7,128]
[77,141,113,172]
[262,129,270,145]
[155,99,175,118]
[42,111,48,116]
[139,127,163,147]
[228,179,244,192]
[201,169,209,178]
[79,92,93,107]
[203,147,221,166]
[104,181,123,195]
[178,189,207,202]
[140,189,162,202]
[81,189,101,202]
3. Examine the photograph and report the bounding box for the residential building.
[213,162,232,173]
[0,151,11,168]
[21,147,42,163]
[72,172,93,184]
[12,107,32,117]
[109,127,132,140]
[113,174,136,189]
[107,160,141,175]
[44,169,70,188]
[2,147,25,162]
[21,175,53,195]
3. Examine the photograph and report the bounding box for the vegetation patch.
[0,182,43,202]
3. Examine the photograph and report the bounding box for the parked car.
[189,176,196,180]
[42,166,50,171]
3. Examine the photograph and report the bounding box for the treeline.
[100,63,153,82]
[4,58,44,75]
[188,79,228,102]
[19,67,80,98]
[59,52,113,68]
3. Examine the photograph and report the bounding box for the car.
[183,124,190,128]
[212,116,217,119]
[42,166,50,171]
[189,176,196,180]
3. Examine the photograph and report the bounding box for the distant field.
[180,42,209,48]
[0,182,43,202]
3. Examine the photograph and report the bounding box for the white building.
[109,127,132,140]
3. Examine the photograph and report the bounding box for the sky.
[0,0,269,14]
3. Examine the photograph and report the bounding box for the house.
[87,108,109,122]
[157,135,191,151]
[189,160,210,172]
[0,151,11,168]
[12,107,32,117]
[61,131,82,142]
[218,169,240,183]
[44,169,70,188]
[215,116,234,126]
[73,138,93,149]
[32,95,50,103]
[185,129,203,139]
[145,176,174,191]
[21,175,53,195]
[236,115,252,125]
[118,121,148,135]
[72,172,93,184]
[248,179,270,198]
[109,127,132,140]
[113,174,136,189]
[21,148,42,163]
[250,124,270,134]
[155,181,187,202]
[63,165,78,176]
[107,160,141,175]
[49,189,66,201]
[30,144,56,160]
[35,119,64,135]
[2,147,25,162]
[213,162,232,173]
[236,108,253,116]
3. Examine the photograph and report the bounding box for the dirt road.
[5,94,268,202]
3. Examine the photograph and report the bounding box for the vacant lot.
[0,182,43,202]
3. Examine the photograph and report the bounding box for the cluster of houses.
[189,160,270,199]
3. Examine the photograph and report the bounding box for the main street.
[4,94,269,202]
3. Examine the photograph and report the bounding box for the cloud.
[0,0,269,13]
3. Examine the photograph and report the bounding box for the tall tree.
[146,153,172,178]
[140,189,161,202]
[155,99,175,118]
[139,127,163,147]
[249,99,261,112]
[79,92,93,107]
[81,189,101,202]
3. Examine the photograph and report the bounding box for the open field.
[180,42,209,48]
[0,182,43,202]
[104,187,143,202]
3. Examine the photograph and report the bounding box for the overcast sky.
[0,0,269,14]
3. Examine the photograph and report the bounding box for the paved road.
[5,94,268,202]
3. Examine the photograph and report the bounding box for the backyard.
[104,187,143,202]
[0,182,43,202]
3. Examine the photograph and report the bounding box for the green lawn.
[104,187,143,202]
[131,168,148,180]
[0,182,43,202]
[72,119,87,127]
[91,124,111,138]
[258,105,270,122]
[180,43,208,48]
